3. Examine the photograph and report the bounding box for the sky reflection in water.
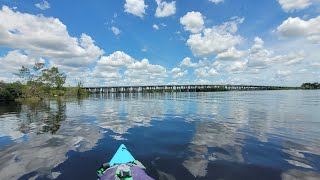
[0,90,320,180]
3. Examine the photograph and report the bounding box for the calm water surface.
[0,90,320,180]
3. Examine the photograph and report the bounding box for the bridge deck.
[83,84,290,93]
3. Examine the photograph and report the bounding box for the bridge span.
[83,84,289,93]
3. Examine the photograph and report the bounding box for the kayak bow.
[110,144,135,166]
[97,144,154,180]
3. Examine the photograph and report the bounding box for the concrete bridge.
[83,84,289,93]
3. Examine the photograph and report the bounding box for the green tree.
[301,82,320,89]
[42,67,66,89]
[15,63,45,82]
[0,81,23,101]
[15,63,46,98]
[15,63,66,98]
[76,81,83,96]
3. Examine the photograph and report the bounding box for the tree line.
[0,63,86,102]
[301,82,320,89]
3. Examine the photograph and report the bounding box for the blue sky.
[0,0,319,86]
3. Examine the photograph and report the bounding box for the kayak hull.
[109,144,135,166]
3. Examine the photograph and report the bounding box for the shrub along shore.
[0,63,87,103]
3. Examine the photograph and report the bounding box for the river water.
[0,90,320,180]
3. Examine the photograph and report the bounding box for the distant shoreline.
[83,85,306,94]
[1,82,319,102]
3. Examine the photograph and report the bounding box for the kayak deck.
[109,144,135,166]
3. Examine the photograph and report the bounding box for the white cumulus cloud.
[275,16,320,43]
[194,66,218,78]
[35,0,50,10]
[92,51,168,84]
[246,37,304,70]
[227,61,247,73]
[124,0,147,18]
[97,51,135,68]
[92,51,133,79]
[0,6,104,68]
[111,26,121,35]
[277,0,312,12]
[180,11,205,33]
[186,17,244,57]
[155,0,176,17]
[277,70,292,76]
[0,50,43,82]
[180,57,206,67]
[124,59,167,83]
[217,47,245,60]
[223,36,306,74]
[153,24,159,30]
[209,0,224,4]
[171,68,188,78]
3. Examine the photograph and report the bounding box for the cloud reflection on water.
[0,91,319,179]
[181,91,320,178]
[0,98,102,180]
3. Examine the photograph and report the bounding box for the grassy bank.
[15,97,42,103]
[1,81,88,103]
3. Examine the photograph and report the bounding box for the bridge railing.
[83,85,291,93]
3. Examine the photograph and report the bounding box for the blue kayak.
[109,144,135,166]
[97,144,154,180]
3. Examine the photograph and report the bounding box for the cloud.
[91,51,168,85]
[0,50,43,82]
[155,0,176,17]
[97,51,135,68]
[209,0,224,4]
[275,16,320,43]
[171,68,188,78]
[35,0,50,10]
[179,57,206,67]
[311,62,320,67]
[226,37,305,73]
[194,66,218,78]
[0,119,102,180]
[216,47,245,60]
[271,51,305,65]
[124,0,147,18]
[92,51,135,79]
[153,24,159,30]
[124,59,167,83]
[212,36,308,77]
[227,61,247,73]
[245,37,274,69]
[277,0,312,12]
[111,26,121,35]
[141,47,148,52]
[0,2,168,86]
[160,23,167,27]
[277,70,291,76]
[180,11,205,33]
[0,6,104,68]
[186,17,244,57]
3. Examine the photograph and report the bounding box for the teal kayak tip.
[109,144,135,166]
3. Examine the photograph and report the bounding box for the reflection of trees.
[0,97,102,180]
[43,98,66,134]
[0,103,23,140]
[18,98,66,135]
[0,123,102,180]
[0,102,22,116]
